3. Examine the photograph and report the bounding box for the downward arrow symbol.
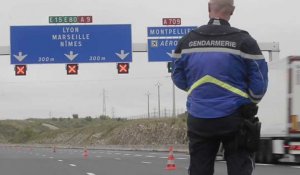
[13,52,27,62]
[167,50,175,58]
[64,51,78,61]
[115,50,130,60]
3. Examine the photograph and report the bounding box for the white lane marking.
[291,166,300,169]
[114,153,121,155]
[114,158,121,160]
[256,163,274,166]
[146,155,155,158]
[42,155,46,157]
[141,161,152,164]
[134,154,142,157]
[49,157,54,159]
[124,154,131,156]
[69,164,77,167]
[86,173,96,175]
[176,157,188,160]
[160,157,168,159]
[96,155,102,158]
[58,160,63,162]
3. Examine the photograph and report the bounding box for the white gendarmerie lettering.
[188,40,237,48]
[181,47,265,60]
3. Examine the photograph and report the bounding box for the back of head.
[209,0,235,20]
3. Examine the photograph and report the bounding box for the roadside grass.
[0,114,188,145]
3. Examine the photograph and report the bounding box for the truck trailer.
[256,55,300,163]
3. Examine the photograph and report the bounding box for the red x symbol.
[67,64,78,75]
[117,63,129,74]
[15,65,26,76]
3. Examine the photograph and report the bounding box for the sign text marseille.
[11,24,132,64]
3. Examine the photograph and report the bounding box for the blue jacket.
[171,19,268,118]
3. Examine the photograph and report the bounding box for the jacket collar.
[208,18,231,26]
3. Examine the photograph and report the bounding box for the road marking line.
[146,155,155,158]
[124,154,131,156]
[141,161,152,164]
[58,160,63,162]
[69,164,76,167]
[86,173,96,175]
[256,163,273,166]
[134,154,142,157]
[176,157,187,160]
[96,155,102,158]
[291,166,300,169]
[160,157,168,159]
[49,157,54,159]
[114,153,121,155]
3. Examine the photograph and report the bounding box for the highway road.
[0,145,299,175]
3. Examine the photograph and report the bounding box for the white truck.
[256,55,300,163]
[214,43,300,164]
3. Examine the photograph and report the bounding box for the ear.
[230,6,235,15]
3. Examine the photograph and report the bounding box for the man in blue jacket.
[171,0,268,174]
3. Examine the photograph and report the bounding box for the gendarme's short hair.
[209,0,235,15]
[209,0,234,6]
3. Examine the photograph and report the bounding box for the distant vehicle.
[256,55,300,163]
[215,46,300,164]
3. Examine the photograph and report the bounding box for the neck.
[209,14,230,21]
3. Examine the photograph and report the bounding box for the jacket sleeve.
[171,44,188,91]
[242,38,268,103]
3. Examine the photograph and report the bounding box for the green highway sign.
[49,16,93,23]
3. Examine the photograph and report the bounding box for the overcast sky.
[0,0,299,119]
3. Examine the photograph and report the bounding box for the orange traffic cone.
[83,147,89,159]
[165,146,176,170]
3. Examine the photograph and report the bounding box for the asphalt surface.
[0,145,299,175]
